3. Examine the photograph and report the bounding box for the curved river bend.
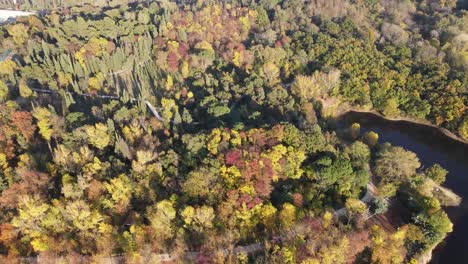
[339,111,468,264]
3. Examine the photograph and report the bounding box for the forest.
[0,0,465,263]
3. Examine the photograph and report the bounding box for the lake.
[339,111,468,264]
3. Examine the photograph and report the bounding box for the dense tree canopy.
[0,0,462,262]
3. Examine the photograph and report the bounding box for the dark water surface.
[339,111,468,264]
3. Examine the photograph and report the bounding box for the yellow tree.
[349,123,360,139]
[33,107,53,152]
[459,118,468,140]
[19,79,34,98]
[60,199,110,252]
[279,203,296,228]
[318,236,349,264]
[147,199,177,240]
[85,123,111,150]
[262,62,280,86]
[259,203,277,229]
[103,174,133,214]
[180,60,190,78]
[181,205,215,232]
[284,147,306,179]
[57,72,73,87]
[383,98,400,117]
[131,150,158,174]
[291,75,318,101]
[88,73,105,92]
[345,198,367,224]
[0,80,8,102]
[11,195,52,252]
[0,59,17,77]
[370,225,407,264]
[364,131,379,146]
[7,24,28,45]
[322,211,333,229]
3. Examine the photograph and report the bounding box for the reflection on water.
[339,111,468,264]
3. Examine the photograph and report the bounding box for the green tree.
[375,144,420,185]
[345,141,370,168]
[424,164,448,185]
[283,124,303,148]
[255,6,270,28]
[372,197,390,215]
[310,154,359,196]
[414,211,453,249]
[137,10,151,24]
[208,105,230,117]
[304,125,326,153]
[431,94,464,125]
[382,98,400,117]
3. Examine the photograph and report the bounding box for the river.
[0,9,35,23]
[338,111,468,264]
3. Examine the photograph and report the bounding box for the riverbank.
[337,107,468,145]
[338,109,468,264]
